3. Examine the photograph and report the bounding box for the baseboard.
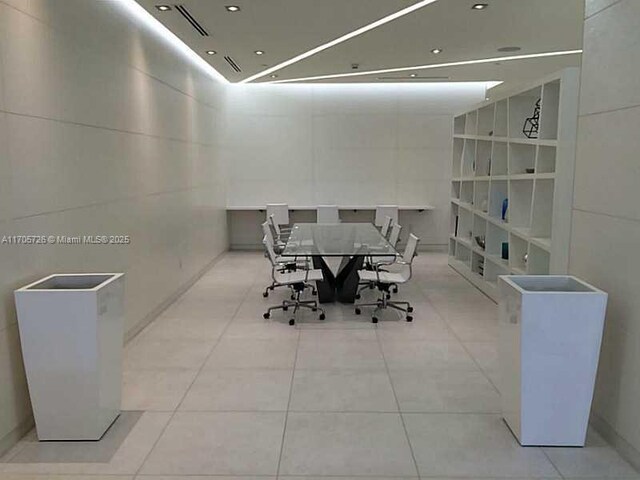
[590,412,640,472]
[124,250,227,344]
[0,416,34,459]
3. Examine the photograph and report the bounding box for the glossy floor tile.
[2,251,638,479]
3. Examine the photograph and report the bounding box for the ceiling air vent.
[224,56,242,73]
[175,4,208,36]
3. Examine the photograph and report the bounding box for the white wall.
[0,0,227,453]
[570,0,640,465]
[222,83,487,248]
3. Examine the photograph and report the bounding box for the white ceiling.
[136,0,584,85]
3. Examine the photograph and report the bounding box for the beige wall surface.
[570,0,640,464]
[0,0,228,452]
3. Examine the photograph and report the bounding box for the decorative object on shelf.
[477,257,485,276]
[487,157,492,176]
[454,216,459,236]
[525,168,535,174]
[480,198,488,212]
[502,242,509,260]
[522,98,541,139]
[523,253,528,266]
[475,235,486,250]
[489,130,494,136]
[501,198,509,221]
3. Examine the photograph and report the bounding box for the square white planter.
[15,273,125,441]
[498,275,607,447]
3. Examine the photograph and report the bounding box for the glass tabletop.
[280,223,398,257]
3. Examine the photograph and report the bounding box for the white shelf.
[449,68,580,301]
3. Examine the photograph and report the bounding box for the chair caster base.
[263,291,269,298]
[355,308,361,315]
[386,294,391,300]
[283,306,288,311]
[263,312,270,319]
[355,294,361,300]
[392,287,398,294]
[406,315,413,322]
[289,319,295,326]
[372,317,378,324]
[319,313,325,320]
[407,306,414,313]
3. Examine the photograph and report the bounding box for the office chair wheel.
[263,291,269,298]
[291,295,296,300]
[406,315,413,322]
[283,306,288,311]
[371,317,379,324]
[319,313,325,320]
[312,307,317,312]
[312,289,317,296]
[263,312,270,319]
[392,286,398,293]
[289,318,295,326]
[355,294,361,299]
[355,308,361,315]
[386,293,391,300]
[369,284,375,289]
[407,306,414,313]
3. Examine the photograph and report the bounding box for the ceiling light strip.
[238,0,439,84]
[111,0,228,83]
[266,49,583,84]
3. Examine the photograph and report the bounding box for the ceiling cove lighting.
[225,5,240,12]
[112,0,228,83]
[239,0,440,83]
[472,3,488,10]
[266,49,582,84]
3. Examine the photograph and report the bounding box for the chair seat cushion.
[358,269,405,284]
[277,269,323,284]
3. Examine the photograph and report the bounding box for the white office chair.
[375,205,398,228]
[380,215,393,239]
[356,223,402,298]
[262,225,325,326]
[266,203,291,239]
[262,221,311,297]
[317,205,340,223]
[355,233,420,323]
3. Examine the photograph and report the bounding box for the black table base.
[312,255,365,304]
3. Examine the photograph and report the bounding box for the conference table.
[279,223,398,304]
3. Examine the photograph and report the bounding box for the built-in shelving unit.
[449,68,580,301]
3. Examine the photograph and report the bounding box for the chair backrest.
[388,223,402,247]
[375,205,398,227]
[269,214,281,236]
[266,203,289,226]
[261,221,278,265]
[380,215,393,238]
[317,205,340,223]
[402,233,420,264]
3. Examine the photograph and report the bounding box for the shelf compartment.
[450,203,460,236]
[471,251,486,278]
[540,80,560,140]
[494,100,508,137]
[462,139,477,176]
[509,234,529,272]
[451,181,461,200]
[460,181,474,205]
[486,222,509,260]
[527,243,550,274]
[484,259,509,286]
[465,110,478,135]
[452,137,464,177]
[449,237,456,258]
[488,180,508,221]
[509,179,534,228]
[536,145,556,173]
[475,140,492,177]
[454,115,466,135]
[455,243,472,265]
[472,215,487,251]
[477,104,495,136]
[508,86,542,140]
[458,207,474,242]
[474,181,490,213]
[509,143,536,174]
[530,178,554,238]
[491,142,508,176]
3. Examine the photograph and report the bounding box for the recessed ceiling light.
[472,3,488,10]
[225,5,240,12]
[205,50,217,55]
[410,73,417,77]
[268,49,582,84]
[254,50,264,55]
[155,5,171,11]
[431,48,442,54]
[270,74,278,78]
[239,0,438,83]
[497,46,521,52]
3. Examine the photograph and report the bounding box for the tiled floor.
[1,251,639,480]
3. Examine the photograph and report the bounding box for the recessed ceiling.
[136,0,584,85]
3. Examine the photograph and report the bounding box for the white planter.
[498,275,607,446]
[15,273,125,440]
